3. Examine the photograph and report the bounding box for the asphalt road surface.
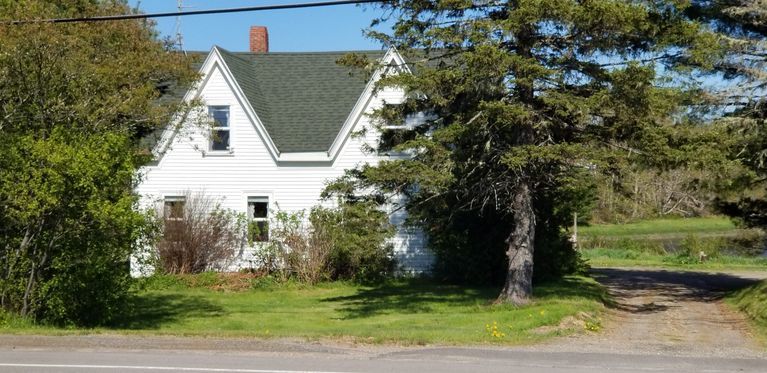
[1,346,766,373]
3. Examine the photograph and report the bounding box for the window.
[163,196,186,219]
[163,196,186,238]
[247,197,269,242]
[209,106,230,151]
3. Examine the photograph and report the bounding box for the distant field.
[582,248,767,270]
[580,216,767,270]
[579,217,737,239]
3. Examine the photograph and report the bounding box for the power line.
[5,0,388,25]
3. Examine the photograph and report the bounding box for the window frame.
[208,105,231,152]
[247,196,270,243]
[162,196,187,241]
[163,196,186,220]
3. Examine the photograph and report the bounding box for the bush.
[0,0,197,326]
[154,192,244,274]
[726,229,766,256]
[678,234,722,260]
[0,131,146,326]
[666,234,746,264]
[256,202,395,283]
[267,210,333,284]
[311,202,396,282]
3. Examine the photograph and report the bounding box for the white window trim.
[244,192,273,243]
[208,105,233,154]
[162,195,186,221]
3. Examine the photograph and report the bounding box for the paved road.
[1,346,766,373]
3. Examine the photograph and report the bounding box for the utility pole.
[175,0,186,53]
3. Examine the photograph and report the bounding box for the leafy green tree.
[0,0,196,325]
[344,0,722,304]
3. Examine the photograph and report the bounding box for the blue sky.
[127,0,391,52]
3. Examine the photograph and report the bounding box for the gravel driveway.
[535,267,767,358]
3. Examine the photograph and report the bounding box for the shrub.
[267,210,333,284]
[678,234,722,260]
[250,238,284,276]
[726,229,766,256]
[154,192,244,274]
[310,202,395,282]
[0,0,197,326]
[255,202,395,284]
[0,131,147,326]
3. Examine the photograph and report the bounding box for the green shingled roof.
[216,47,386,153]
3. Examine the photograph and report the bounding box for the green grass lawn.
[0,276,607,345]
[727,279,767,345]
[579,216,737,238]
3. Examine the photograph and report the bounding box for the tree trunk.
[496,181,536,305]
[496,17,537,306]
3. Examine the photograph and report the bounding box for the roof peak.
[212,44,388,56]
[210,45,387,153]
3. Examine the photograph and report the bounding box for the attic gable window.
[209,106,230,151]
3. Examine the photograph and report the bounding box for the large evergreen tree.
[345,0,722,304]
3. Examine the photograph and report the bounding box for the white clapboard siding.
[135,57,433,275]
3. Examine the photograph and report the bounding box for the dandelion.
[485,321,506,339]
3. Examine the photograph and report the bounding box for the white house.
[134,27,432,274]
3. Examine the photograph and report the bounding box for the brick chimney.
[249,26,269,53]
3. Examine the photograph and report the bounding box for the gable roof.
[215,47,386,153]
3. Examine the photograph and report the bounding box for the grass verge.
[0,275,607,345]
[727,280,767,346]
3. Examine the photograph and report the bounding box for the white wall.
[135,61,433,275]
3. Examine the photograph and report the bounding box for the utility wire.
[5,0,388,25]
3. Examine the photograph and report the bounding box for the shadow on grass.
[109,293,226,330]
[323,279,498,319]
[324,277,608,320]
[533,277,613,305]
